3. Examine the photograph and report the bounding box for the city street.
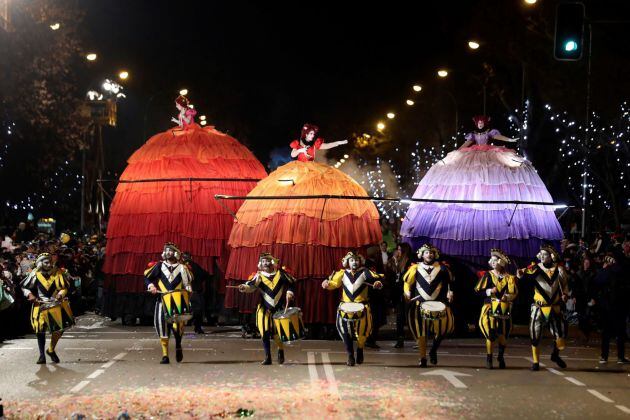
[1,314,629,418]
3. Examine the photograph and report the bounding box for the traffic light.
[554,2,585,61]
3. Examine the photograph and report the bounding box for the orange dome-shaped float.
[103,124,267,319]
[224,160,382,324]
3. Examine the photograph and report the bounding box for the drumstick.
[284,298,290,314]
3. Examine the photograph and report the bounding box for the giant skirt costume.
[103,124,267,318]
[224,161,382,324]
[401,142,563,262]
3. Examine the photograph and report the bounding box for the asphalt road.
[1,314,629,418]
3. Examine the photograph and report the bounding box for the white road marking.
[69,380,91,393]
[0,347,33,350]
[546,368,564,376]
[87,369,105,379]
[101,360,116,368]
[64,348,96,351]
[616,405,630,415]
[113,352,127,360]
[587,389,614,403]
[421,369,471,389]
[564,377,586,386]
[302,349,331,352]
[307,351,319,390]
[321,352,340,399]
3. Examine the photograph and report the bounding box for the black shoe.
[394,339,404,349]
[261,354,272,365]
[599,357,608,364]
[497,356,506,369]
[160,356,170,364]
[531,362,540,371]
[551,351,567,368]
[194,328,205,334]
[46,349,60,364]
[347,354,356,366]
[36,354,46,364]
[429,349,438,365]
[356,348,364,365]
[419,358,428,368]
[486,354,493,369]
[617,358,630,365]
[176,347,183,363]
[277,350,285,365]
[498,346,506,369]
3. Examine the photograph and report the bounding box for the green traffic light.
[564,40,578,52]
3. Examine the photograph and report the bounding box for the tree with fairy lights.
[544,103,630,230]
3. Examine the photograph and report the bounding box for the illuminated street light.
[377,122,385,130]
[412,85,422,92]
[343,154,349,159]
[468,40,480,50]
[179,89,188,96]
[524,0,537,4]
[118,71,129,80]
[50,23,60,30]
[437,69,449,78]
[340,159,346,163]
[199,115,206,121]
[200,120,207,126]
[86,53,97,61]
[406,99,415,106]
[387,112,395,119]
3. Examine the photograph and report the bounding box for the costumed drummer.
[289,123,348,161]
[403,244,454,368]
[517,245,570,371]
[322,252,384,367]
[474,249,518,369]
[20,253,74,364]
[145,242,193,364]
[238,253,296,365]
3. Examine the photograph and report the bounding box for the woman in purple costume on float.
[401,115,563,261]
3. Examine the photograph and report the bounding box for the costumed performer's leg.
[336,310,355,366]
[46,331,62,363]
[407,301,428,367]
[172,321,184,363]
[354,305,373,365]
[154,301,170,364]
[529,305,545,371]
[479,304,495,369]
[429,307,454,366]
[256,305,273,365]
[549,306,567,368]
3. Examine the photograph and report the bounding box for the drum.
[420,301,446,321]
[338,302,365,321]
[490,298,512,320]
[39,299,75,333]
[161,289,192,323]
[272,307,305,343]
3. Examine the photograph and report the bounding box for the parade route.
[1,316,629,418]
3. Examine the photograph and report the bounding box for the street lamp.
[468,40,480,50]
[387,112,395,119]
[437,69,449,78]
[412,85,422,92]
[524,0,537,4]
[406,99,415,106]
[118,71,129,80]
[50,23,60,30]
[179,89,188,96]
[86,53,97,61]
[377,122,385,131]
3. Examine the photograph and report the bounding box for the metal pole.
[581,23,592,239]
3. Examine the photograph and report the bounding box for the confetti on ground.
[4,380,474,419]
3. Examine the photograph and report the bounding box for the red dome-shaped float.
[224,160,382,324]
[103,124,267,319]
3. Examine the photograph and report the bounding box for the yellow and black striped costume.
[521,262,569,363]
[21,269,73,334]
[241,269,295,354]
[326,268,383,352]
[145,261,193,361]
[403,262,454,361]
[475,271,517,350]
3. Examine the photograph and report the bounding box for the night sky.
[83,1,479,172]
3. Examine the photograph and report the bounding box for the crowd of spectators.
[0,222,106,341]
